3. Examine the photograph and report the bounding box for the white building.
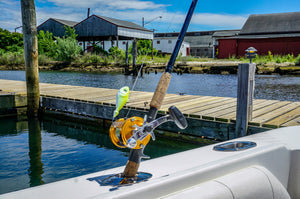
[153,38,190,57]
[78,40,134,52]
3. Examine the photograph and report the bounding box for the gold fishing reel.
[109,116,151,149]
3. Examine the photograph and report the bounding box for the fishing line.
[165,0,187,34]
[125,43,151,119]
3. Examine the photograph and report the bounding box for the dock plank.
[263,105,300,127]
[185,98,235,115]
[160,96,210,110]
[281,116,300,127]
[251,101,292,119]
[251,102,300,127]
[180,97,231,112]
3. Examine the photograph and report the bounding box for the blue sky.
[0,0,299,33]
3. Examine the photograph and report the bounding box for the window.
[168,40,172,44]
[157,41,160,44]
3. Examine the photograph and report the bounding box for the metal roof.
[240,12,300,35]
[93,15,152,32]
[212,30,240,37]
[50,18,78,27]
[226,33,300,40]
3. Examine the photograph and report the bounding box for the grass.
[0,51,25,65]
[252,52,298,65]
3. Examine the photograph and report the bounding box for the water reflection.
[28,118,44,187]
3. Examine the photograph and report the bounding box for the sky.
[0,0,300,33]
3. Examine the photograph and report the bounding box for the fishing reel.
[109,106,188,150]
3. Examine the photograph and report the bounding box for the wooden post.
[21,0,40,117]
[235,63,256,137]
[125,42,129,65]
[132,38,137,65]
[132,38,137,76]
[116,36,119,48]
[151,39,154,60]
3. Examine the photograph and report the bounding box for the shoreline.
[0,61,300,75]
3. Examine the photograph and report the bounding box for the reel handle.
[143,106,187,134]
[168,106,188,129]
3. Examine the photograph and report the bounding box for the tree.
[0,28,23,52]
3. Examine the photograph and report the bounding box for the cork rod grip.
[150,72,171,110]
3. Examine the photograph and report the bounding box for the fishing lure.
[113,86,129,119]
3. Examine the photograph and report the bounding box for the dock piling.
[235,63,256,137]
[20,0,40,117]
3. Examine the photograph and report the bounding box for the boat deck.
[0,79,299,129]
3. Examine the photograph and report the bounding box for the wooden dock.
[0,79,299,139]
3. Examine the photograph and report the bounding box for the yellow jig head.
[113,86,129,119]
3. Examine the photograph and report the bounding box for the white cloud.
[45,0,166,10]
[46,0,102,8]
[0,1,22,32]
[106,1,166,10]
[192,13,247,29]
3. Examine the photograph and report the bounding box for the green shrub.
[37,30,56,57]
[286,54,294,62]
[129,40,158,56]
[275,56,283,63]
[295,54,300,66]
[54,37,82,62]
[108,46,126,63]
[267,51,273,61]
[92,45,108,56]
[80,54,103,64]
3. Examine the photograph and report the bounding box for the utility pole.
[20,0,40,117]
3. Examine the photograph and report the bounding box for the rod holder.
[213,141,257,151]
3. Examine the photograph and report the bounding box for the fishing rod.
[121,0,199,182]
[108,0,198,184]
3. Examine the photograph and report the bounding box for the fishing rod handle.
[150,72,171,110]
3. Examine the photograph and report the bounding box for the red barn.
[217,12,300,58]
